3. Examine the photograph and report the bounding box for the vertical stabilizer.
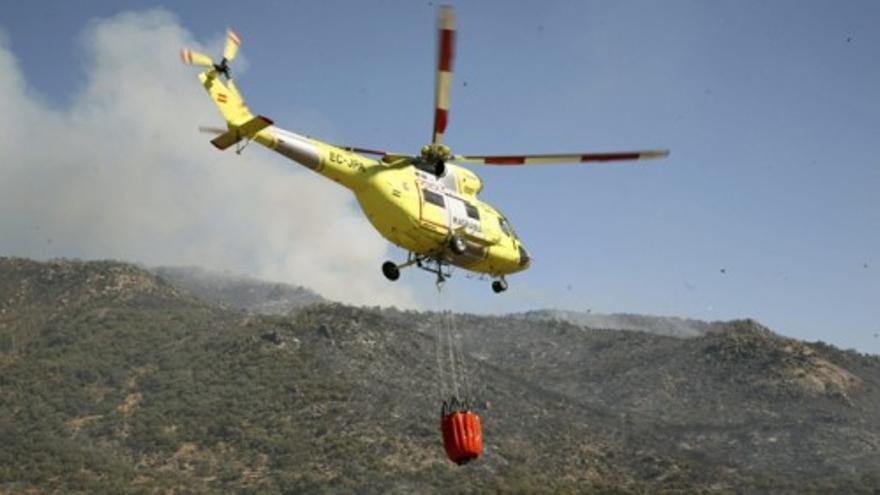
[199,72,254,127]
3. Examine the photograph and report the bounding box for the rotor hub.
[421,144,452,162]
[213,58,231,79]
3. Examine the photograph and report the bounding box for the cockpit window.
[498,217,513,237]
[465,202,480,220]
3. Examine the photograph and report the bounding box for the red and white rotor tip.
[224,28,241,62]
[432,6,457,145]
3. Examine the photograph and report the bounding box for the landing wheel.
[491,279,508,293]
[382,261,400,281]
[449,235,467,255]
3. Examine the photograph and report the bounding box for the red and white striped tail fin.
[432,6,456,145]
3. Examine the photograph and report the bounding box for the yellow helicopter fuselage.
[260,126,530,277]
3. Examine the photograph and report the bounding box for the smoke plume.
[0,10,415,307]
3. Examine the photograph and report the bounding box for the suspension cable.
[436,281,480,413]
[436,283,465,406]
[448,308,473,407]
[444,309,461,399]
[435,288,448,403]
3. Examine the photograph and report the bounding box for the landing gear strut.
[491,277,508,294]
[383,253,511,294]
[382,252,451,286]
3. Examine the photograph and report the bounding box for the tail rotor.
[180,28,241,79]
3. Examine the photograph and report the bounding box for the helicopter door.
[418,186,450,234]
[446,196,484,242]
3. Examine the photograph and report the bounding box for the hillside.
[1,257,879,493]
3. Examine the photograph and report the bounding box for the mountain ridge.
[1,256,878,493]
[150,264,724,339]
[511,308,719,338]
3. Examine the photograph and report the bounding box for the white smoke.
[0,10,416,307]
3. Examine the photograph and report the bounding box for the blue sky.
[1,1,878,352]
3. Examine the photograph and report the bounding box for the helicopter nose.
[518,244,531,268]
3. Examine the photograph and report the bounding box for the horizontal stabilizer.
[211,115,274,150]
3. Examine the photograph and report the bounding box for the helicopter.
[181,6,668,293]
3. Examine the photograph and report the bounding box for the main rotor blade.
[453,149,670,165]
[180,49,214,68]
[335,146,391,156]
[223,28,241,62]
[432,5,456,145]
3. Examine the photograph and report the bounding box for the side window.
[422,189,445,208]
[498,217,512,237]
[465,203,480,220]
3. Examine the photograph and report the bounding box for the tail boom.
[194,71,374,191]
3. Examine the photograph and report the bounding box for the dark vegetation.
[1,257,878,493]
